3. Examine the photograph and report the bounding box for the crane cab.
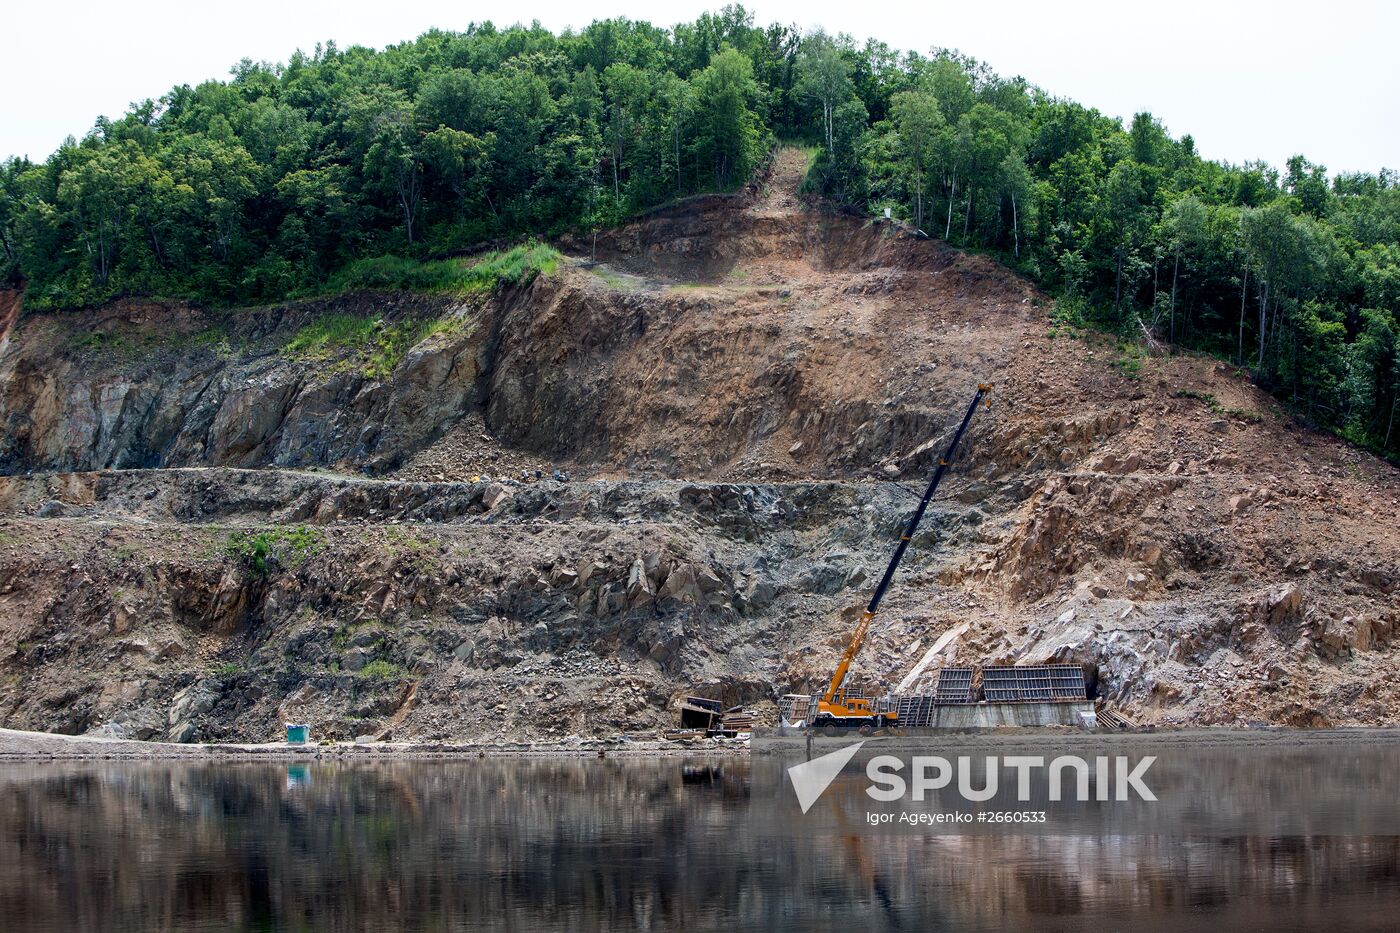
[813,694,898,731]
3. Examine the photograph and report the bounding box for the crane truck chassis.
[810,384,992,731]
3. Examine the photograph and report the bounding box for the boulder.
[739,576,777,611]
[1092,453,1120,473]
[1266,583,1304,627]
[576,558,599,588]
[658,564,702,607]
[694,564,725,594]
[279,684,318,714]
[201,568,251,635]
[1137,542,1168,576]
[643,551,666,586]
[111,603,139,636]
[343,647,373,672]
[87,704,163,741]
[167,721,198,744]
[349,627,383,648]
[1091,452,1142,474]
[595,585,626,616]
[481,483,512,511]
[626,558,654,608]
[1372,614,1395,646]
[648,620,686,666]
[1316,617,1356,658]
[1352,616,1376,651]
[1315,615,1384,655]
[1235,583,1306,644]
[167,679,220,727]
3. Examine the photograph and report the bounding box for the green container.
[286,723,310,744]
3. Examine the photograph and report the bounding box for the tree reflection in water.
[0,759,1397,932]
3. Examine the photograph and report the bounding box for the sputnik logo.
[787,744,1159,813]
[787,741,865,813]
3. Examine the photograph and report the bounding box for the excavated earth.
[0,148,1398,746]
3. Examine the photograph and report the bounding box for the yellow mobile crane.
[812,383,992,729]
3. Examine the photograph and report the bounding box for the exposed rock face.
[0,294,492,476]
[166,679,221,742]
[1242,582,1305,632]
[1,148,1399,741]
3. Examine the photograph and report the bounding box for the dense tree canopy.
[1,5,1396,458]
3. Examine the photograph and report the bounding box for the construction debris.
[1096,707,1138,731]
[668,696,754,739]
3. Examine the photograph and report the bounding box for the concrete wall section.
[931,702,1096,729]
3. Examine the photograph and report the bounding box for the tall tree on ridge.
[890,87,942,231]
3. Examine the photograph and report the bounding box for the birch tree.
[890,88,942,231]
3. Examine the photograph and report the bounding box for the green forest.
[0,6,1396,458]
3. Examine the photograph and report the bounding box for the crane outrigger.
[811,383,992,730]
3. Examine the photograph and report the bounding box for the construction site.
[683,385,1103,737]
[0,148,1398,747]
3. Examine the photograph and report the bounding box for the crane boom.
[816,383,992,724]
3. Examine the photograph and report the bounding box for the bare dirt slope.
[0,147,1397,743]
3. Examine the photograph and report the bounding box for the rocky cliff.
[0,148,1397,743]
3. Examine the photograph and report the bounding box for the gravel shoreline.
[0,727,750,761]
[7,726,1399,763]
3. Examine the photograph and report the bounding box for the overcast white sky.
[4,0,1395,174]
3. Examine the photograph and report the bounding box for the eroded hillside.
[0,149,1397,743]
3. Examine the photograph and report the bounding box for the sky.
[3,0,1396,175]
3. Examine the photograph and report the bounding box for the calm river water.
[2,750,1399,931]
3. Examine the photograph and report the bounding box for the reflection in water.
[285,764,311,791]
[0,758,1397,932]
